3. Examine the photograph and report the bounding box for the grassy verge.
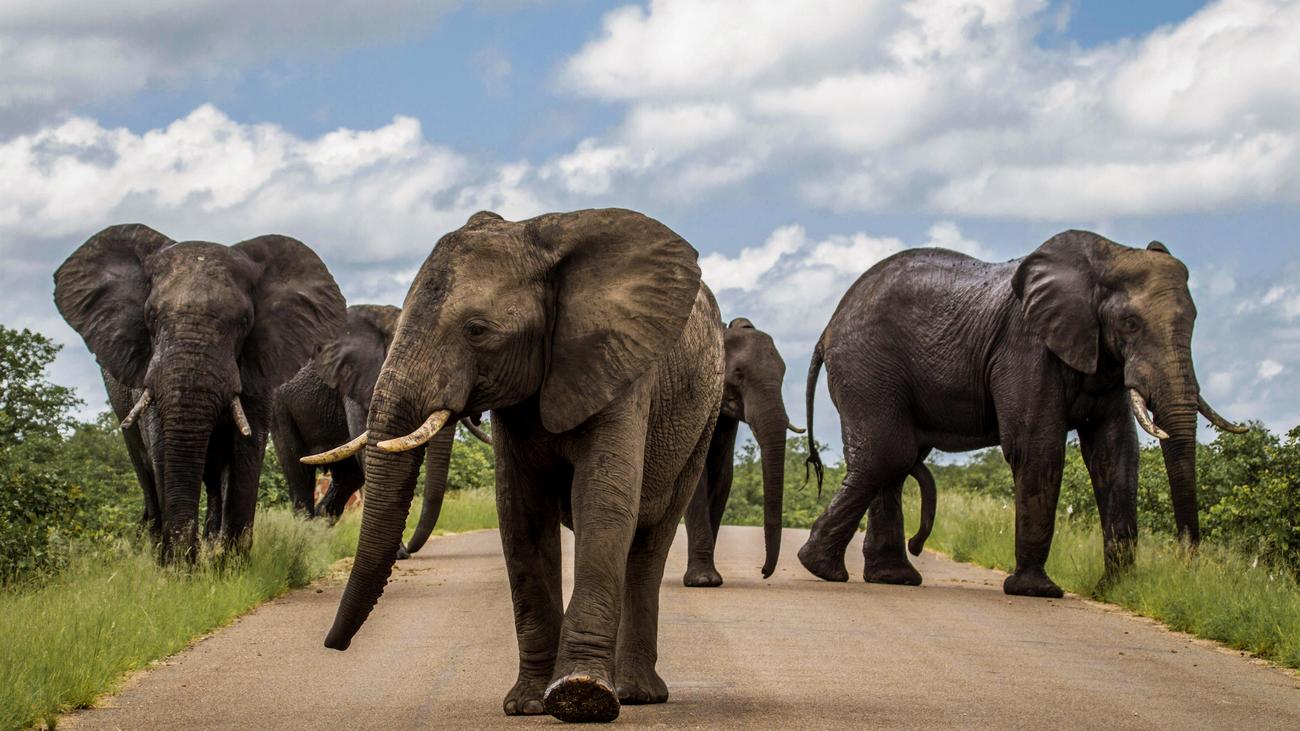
[907,489,1300,670]
[0,489,498,730]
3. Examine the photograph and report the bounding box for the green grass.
[0,489,498,731]
[908,489,1300,670]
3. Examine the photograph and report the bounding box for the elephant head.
[1012,231,1246,543]
[323,208,702,650]
[54,224,345,560]
[721,317,798,578]
[318,304,402,414]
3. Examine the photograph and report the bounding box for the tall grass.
[0,489,499,731]
[911,489,1300,669]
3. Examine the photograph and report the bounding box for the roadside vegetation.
[724,429,1300,670]
[0,325,497,730]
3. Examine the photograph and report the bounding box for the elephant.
[682,316,799,588]
[308,209,724,723]
[272,303,491,557]
[53,224,345,562]
[798,232,1246,597]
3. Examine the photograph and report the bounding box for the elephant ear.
[318,304,401,410]
[530,209,702,434]
[234,235,346,393]
[1011,230,1116,375]
[53,224,174,387]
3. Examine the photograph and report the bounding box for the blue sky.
[2,0,1297,459]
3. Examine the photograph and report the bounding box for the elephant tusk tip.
[787,424,806,434]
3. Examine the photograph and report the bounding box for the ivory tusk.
[1129,389,1170,440]
[1198,396,1248,434]
[230,396,253,437]
[377,410,452,453]
[787,423,806,434]
[120,389,151,430]
[460,418,493,445]
[301,432,368,465]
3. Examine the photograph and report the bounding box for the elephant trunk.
[404,425,456,555]
[1157,400,1201,544]
[155,383,222,563]
[747,384,789,579]
[1140,348,1202,544]
[326,344,470,650]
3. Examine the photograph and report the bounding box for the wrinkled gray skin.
[272,304,487,557]
[323,209,723,723]
[54,224,344,563]
[682,317,790,587]
[801,233,1244,597]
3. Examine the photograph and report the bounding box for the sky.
[1,0,1297,461]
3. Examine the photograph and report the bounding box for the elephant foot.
[503,676,549,716]
[543,672,620,723]
[682,564,723,588]
[1003,567,1064,598]
[616,664,669,705]
[797,539,849,582]
[863,559,923,586]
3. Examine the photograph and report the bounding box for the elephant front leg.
[497,455,563,717]
[682,474,723,587]
[1002,436,1067,598]
[543,432,647,723]
[221,428,267,556]
[1078,393,1139,582]
[861,479,922,586]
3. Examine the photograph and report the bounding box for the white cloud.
[555,0,1300,217]
[0,1,456,131]
[1258,359,1284,381]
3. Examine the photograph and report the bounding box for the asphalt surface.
[67,526,1300,729]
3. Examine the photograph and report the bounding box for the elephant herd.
[52,209,1245,723]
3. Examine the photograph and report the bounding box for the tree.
[0,326,82,443]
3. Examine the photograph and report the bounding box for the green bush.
[1206,426,1300,567]
[448,419,495,491]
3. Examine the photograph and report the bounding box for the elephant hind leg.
[862,476,922,586]
[798,434,914,583]
[619,419,713,704]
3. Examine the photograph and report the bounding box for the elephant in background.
[683,317,800,587]
[272,304,490,557]
[800,232,1246,597]
[312,209,724,723]
[54,224,345,562]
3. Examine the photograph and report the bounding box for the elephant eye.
[1121,316,1141,334]
[463,320,489,340]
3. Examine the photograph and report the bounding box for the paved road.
[67,526,1299,729]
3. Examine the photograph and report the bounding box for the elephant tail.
[907,462,937,556]
[804,340,825,495]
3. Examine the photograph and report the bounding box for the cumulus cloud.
[0,1,457,131]
[555,0,1300,218]
[0,104,554,415]
[1258,359,1285,381]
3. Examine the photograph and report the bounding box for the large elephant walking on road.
[682,317,799,587]
[274,304,490,556]
[309,209,724,723]
[799,232,1246,597]
[54,224,345,562]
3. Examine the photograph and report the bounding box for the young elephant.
[311,209,724,723]
[800,232,1246,597]
[273,304,490,556]
[54,224,345,562]
[682,317,801,587]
